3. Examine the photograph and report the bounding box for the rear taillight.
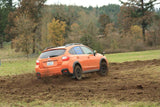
[36,60,40,65]
[62,56,70,61]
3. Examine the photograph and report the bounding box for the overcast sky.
[45,0,122,7]
[45,0,160,8]
[12,0,160,8]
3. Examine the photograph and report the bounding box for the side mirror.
[102,51,106,56]
[93,50,97,56]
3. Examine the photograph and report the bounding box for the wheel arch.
[99,58,109,70]
[73,61,82,70]
[72,61,82,76]
[100,58,107,65]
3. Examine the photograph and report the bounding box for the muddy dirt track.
[0,59,160,103]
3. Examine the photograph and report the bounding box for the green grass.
[0,45,160,76]
[0,42,25,59]
[0,58,36,76]
[105,50,160,63]
[0,42,37,76]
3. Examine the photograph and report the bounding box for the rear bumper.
[35,66,62,77]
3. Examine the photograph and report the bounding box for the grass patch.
[0,44,160,76]
[0,58,36,76]
[0,42,25,59]
[0,42,37,76]
[105,50,160,63]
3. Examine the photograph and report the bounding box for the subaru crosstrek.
[35,43,109,80]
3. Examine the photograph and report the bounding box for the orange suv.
[35,43,109,80]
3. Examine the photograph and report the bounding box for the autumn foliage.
[12,14,36,56]
[0,0,160,56]
[47,18,66,47]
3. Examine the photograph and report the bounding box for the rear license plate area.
[47,61,54,66]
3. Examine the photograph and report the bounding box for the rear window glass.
[40,49,65,59]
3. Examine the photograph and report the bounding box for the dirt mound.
[0,59,160,103]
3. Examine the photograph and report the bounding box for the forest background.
[0,0,160,56]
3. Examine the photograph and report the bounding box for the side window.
[81,46,93,54]
[73,46,83,54]
[69,48,76,54]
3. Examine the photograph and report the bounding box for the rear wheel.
[99,61,108,76]
[74,65,82,80]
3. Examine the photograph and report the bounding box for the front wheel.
[99,61,108,76]
[74,65,82,80]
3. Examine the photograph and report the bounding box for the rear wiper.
[49,55,58,58]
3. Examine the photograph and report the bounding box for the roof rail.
[43,43,82,50]
[65,43,83,47]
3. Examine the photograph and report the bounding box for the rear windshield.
[40,49,65,59]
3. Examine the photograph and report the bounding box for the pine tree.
[119,0,159,42]
[0,0,14,48]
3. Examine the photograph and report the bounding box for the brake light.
[36,60,40,65]
[62,56,70,61]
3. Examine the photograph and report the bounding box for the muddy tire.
[99,61,108,76]
[74,65,82,80]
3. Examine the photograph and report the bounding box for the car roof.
[43,43,84,52]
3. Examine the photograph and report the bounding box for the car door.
[71,46,89,71]
[80,46,99,70]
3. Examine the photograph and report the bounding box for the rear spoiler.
[42,47,66,53]
[44,47,54,51]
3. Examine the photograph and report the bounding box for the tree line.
[0,0,160,55]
